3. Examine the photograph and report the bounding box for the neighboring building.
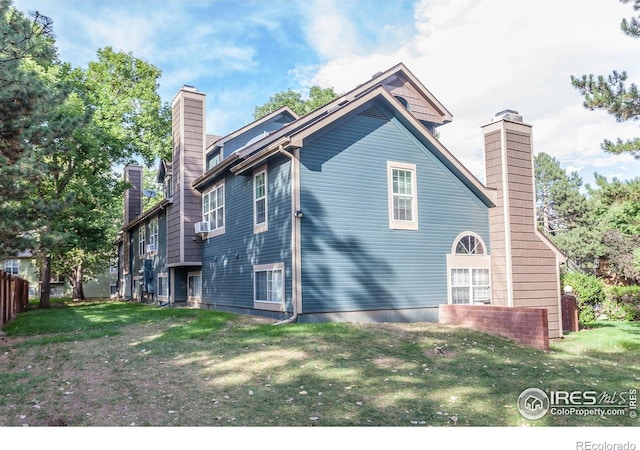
[1,251,116,299]
[116,63,565,338]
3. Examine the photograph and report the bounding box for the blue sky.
[10,0,640,187]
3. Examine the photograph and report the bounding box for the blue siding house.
[118,63,565,338]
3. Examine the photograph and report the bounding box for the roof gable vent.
[359,105,388,121]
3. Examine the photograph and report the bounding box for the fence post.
[0,269,29,327]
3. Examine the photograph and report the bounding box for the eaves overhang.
[123,197,171,232]
[193,152,241,191]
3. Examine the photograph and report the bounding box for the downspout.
[274,145,301,325]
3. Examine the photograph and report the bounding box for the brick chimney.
[123,164,143,225]
[482,110,564,338]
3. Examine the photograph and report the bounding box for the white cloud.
[301,0,640,183]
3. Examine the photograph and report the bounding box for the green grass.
[1,299,638,427]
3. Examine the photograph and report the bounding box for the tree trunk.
[39,254,51,309]
[71,261,85,301]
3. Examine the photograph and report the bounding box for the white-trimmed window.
[254,263,284,306]
[157,273,168,299]
[4,259,19,275]
[387,161,418,230]
[138,227,146,257]
[148,218,158,254]
[188,271,202,301]
[450,268,491,304]
[446,232,491,305]
[203,181,225,236]
[253,166,268,233]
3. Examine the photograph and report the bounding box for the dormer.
[156,160,173,200]
[204,106,298,170]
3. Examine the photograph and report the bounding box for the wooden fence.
[0,270,29,327]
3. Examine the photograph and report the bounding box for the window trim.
[187,271,202,302]
[446,232,491,305]
[148,218,159,255]
[157,272,168,300]
[253,165,268,234]
[138,226,146,258]
[387,161,418,230]
[253,262,285,312]
[202,180,225,237]
[3,259,19,275]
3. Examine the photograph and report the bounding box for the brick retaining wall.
[439,304,550,351]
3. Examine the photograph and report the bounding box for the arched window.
[394,96,411,111]
[454,234,485,255]
[447,233,491,305]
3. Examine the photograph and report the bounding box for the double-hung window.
[138,227,146,257]
[203,181,225,236]
[253,166,268,233]
[4,259,19,275]
[254,263,284,305]
[387,161,418,230]
[148,218,158,254]
[451,268,491,304]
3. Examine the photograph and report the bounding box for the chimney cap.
[494,109,523,123]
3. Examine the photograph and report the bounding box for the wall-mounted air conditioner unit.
[195,222,211,234]
[146,243,157,253]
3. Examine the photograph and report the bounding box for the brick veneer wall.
[561,294,579,333]
[439,304,550,351]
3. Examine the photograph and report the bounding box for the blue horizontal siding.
[299,103,490,314]
[201,154,292,310]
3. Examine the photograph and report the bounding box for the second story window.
[253,166,268,233]
[203,180,225,236]
[3,259,19,275]
[148,218,158,253]
[387,161,418,230]
[164,174,173,199]
[138,226,146,257]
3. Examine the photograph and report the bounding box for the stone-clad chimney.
[482,110,564,338]
[123,164,143,225]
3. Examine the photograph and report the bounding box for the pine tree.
[571,0,640,158]
[534,152,587,235]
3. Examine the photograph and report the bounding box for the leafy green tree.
[254,85,338,120]
[570,0,640,158]
[85,47,172,163]
[587,175,640,283]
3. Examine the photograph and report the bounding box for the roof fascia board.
[193,152,240,191]
[123,198,171,231]
[376,89,495,206]
[206,106,299,153]
[231,138,293,175]
[287,86,495,206]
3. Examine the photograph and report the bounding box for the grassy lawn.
[0,299,638,427]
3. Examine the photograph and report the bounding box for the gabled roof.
[156,160,172,184]
[194,62,495,206]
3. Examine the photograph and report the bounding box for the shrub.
[562,272,606,326]
[602,285,640,321]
